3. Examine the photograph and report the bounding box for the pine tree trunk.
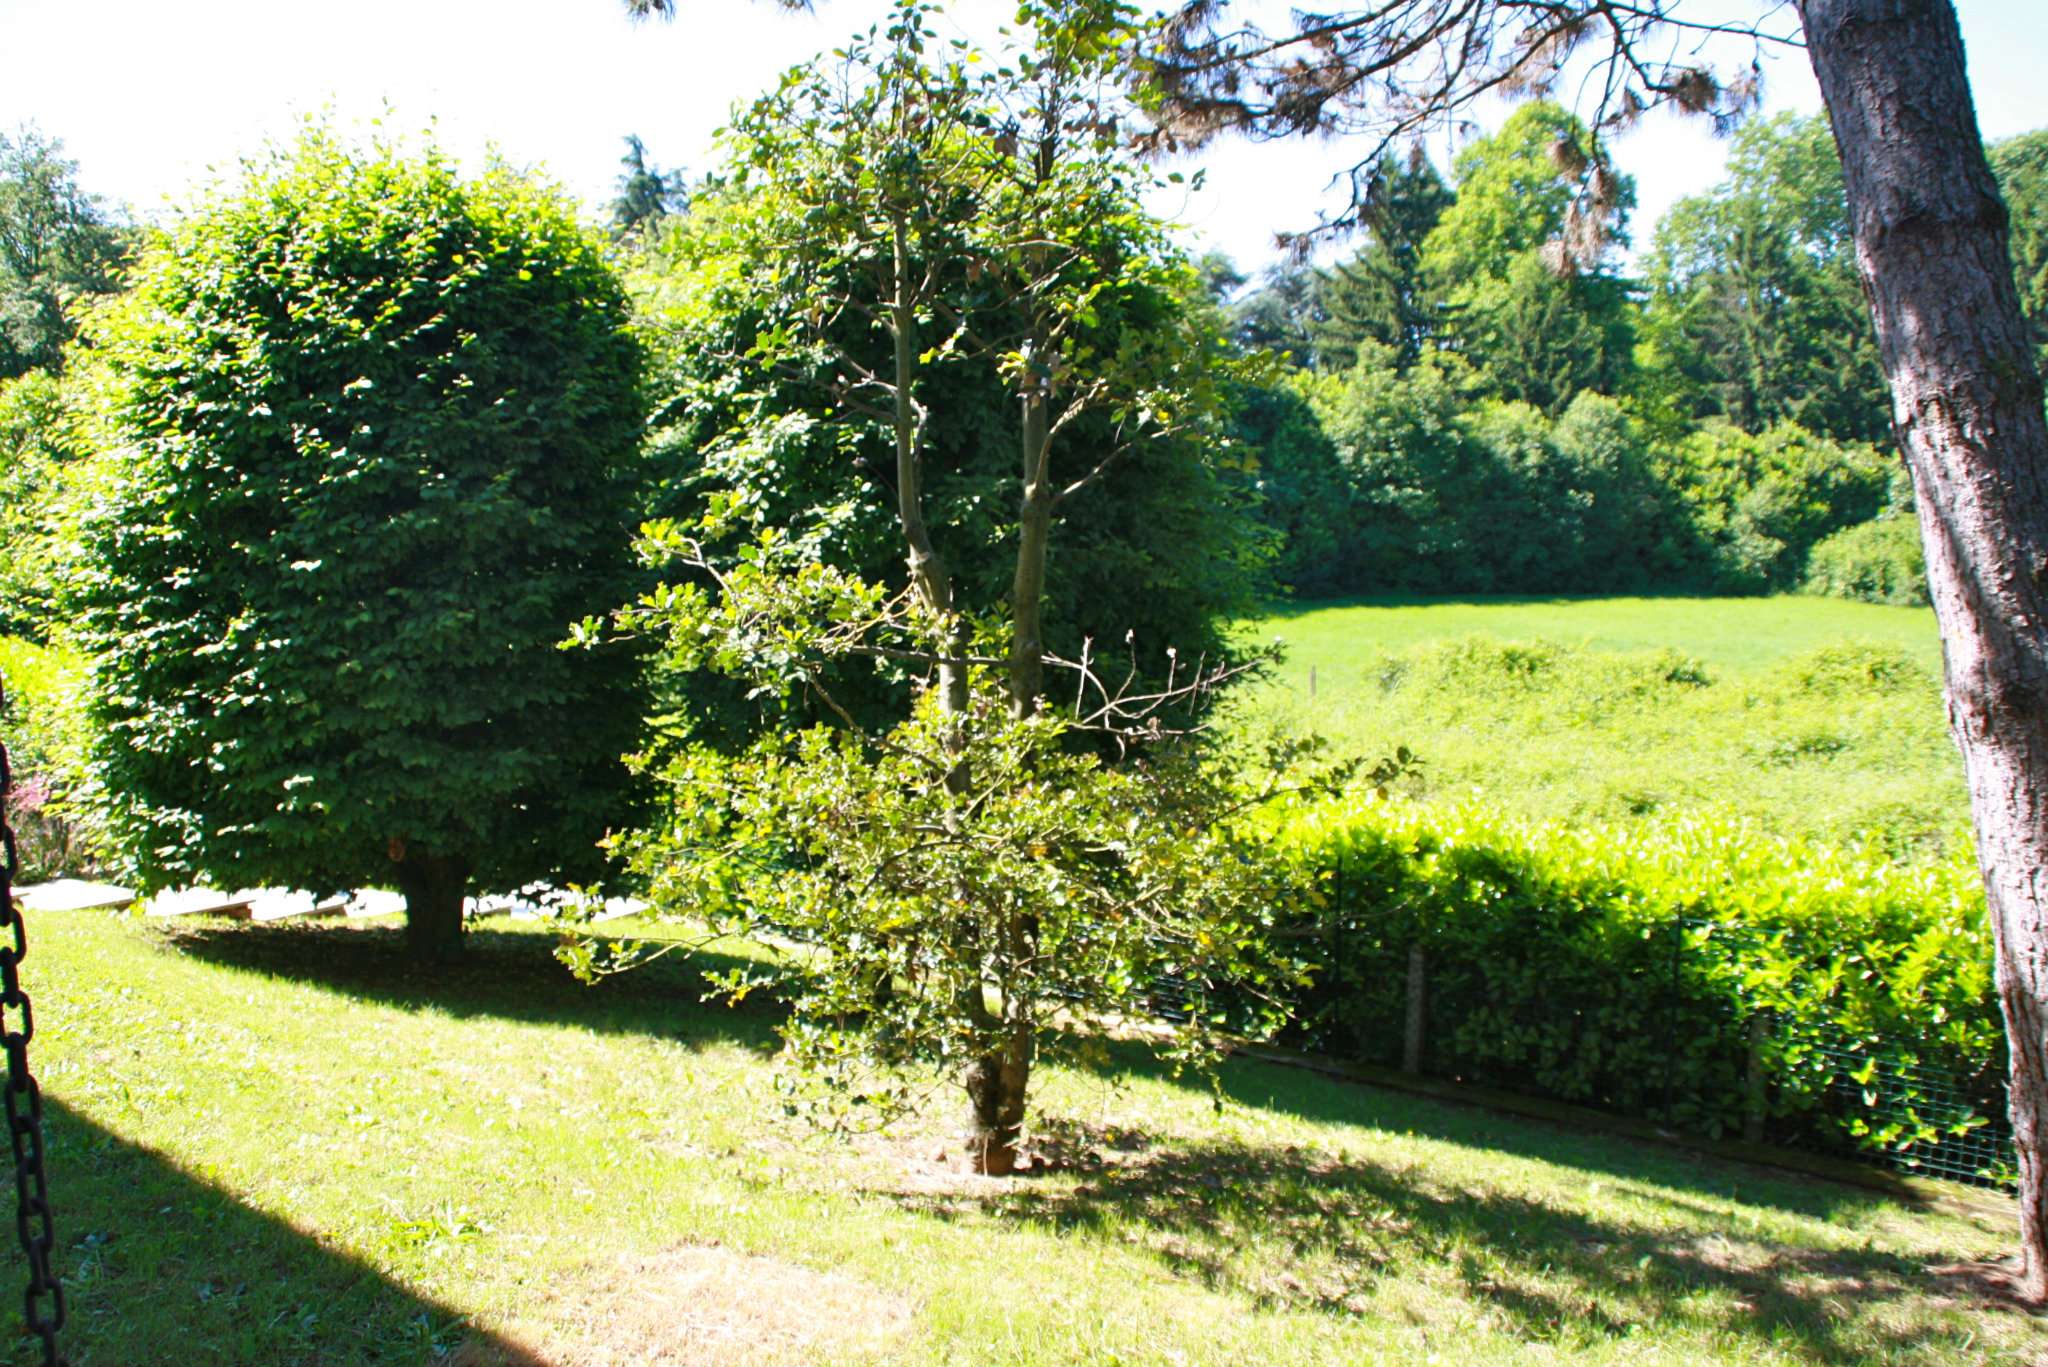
[392,849,470,966]
[1800,0,2048,1298]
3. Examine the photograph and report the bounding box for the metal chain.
[0,676,62,1366]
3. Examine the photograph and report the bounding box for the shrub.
[1652,421,1891,591]
[1269,797,2003,1173]
[0,636,94,880]
[1804,514,1930,606]
[0,370,86,640]
[69,129,647,963]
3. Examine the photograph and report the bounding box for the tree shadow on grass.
[895,1121,2010,1365]
[1178,1039,1965,1226]
[145,918,786,1055]
[10,1096,544,1366]
[858,1036,2025,1361]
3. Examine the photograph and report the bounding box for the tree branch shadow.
[889,1128,2016,1362]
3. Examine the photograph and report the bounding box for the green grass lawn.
[1234,595,1967,854]
[13,909,2037,1365]
[1250,596,1945,676]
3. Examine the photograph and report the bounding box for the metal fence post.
[1663,917,1683,1125]
[1744,1012,1770,1145]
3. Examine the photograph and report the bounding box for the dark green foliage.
[1991,129,2048,382]
[1654,421,1892,592]
[1449,254,1636,416]
[1224,262,1327,366]
[1300,349,1493,592]
[1234,377,1347,594]
[1312,153,1453,373]
[0,125,128,378]
[1239,341,1885,596]
[1271,355,1687,594]
[71,131,647,930]
[1274,799,2002,1170]
[625,187,1267,733]
[609,134,689,240]
[1638,114,1890,445]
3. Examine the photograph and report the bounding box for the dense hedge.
[1269,797,2004,1174]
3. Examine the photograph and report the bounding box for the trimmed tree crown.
[71,128,647,897]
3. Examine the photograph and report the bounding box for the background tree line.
[1219,107,2048,604]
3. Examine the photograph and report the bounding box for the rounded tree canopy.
[71,127,647,900]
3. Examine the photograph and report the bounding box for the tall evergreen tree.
[1312,150,1453,372]
[1418,104,1636,412]
[1638,113,1889,443]
[609,133,689,239]
[1226,260,1326,364]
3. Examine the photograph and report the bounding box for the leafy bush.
[591,520,1335,1174]
[1651,421,1891,591]
[0,370,86,639]
[0,636,94,880]
[1269,796,2002,1171]
[69,128,647,962]
[1295,351,1683,595]
[1769,640,1932,697]
[1805,514,1929,606]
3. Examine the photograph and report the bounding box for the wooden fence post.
[1744,1013,1770,1145]
[1403,946,1427,1075]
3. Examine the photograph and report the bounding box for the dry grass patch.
[472,1243,913,1367]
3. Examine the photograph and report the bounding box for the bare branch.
[1135,0,1797,247]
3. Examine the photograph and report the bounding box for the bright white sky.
[1,0,2043,274]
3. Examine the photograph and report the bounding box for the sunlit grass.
[1234,595,1964,856]
[14,910,2034,1365]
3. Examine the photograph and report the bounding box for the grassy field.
[1235,596,1966,855]
[11,908,2037,1365]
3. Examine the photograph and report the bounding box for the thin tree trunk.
[887,210,969,731]
[391,848,469,966]
[1009,388,1054,718]
[1800,0,2048,1297]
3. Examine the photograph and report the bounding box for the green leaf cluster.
[619,10,1267,735]
[0,368,88,636]
[66,126,648,902]
[0,126,129,378]
[1270,796,2003,1174]
[609,648,1319,1135]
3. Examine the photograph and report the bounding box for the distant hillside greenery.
[1236,596,1963,858]
[1221,109,2048,605]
